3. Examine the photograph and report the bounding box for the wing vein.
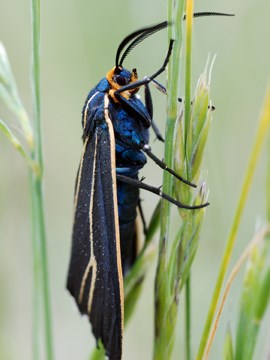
[78,135,98,311]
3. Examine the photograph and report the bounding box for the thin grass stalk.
[184,3,193,359]
[153,1,185,359]
[184,0,193,145]
[30,1,54,359]
[185,276,191,360]
[30,181,41,360]
[196,86,270,360]
[267,136,270,221]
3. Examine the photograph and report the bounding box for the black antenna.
[185,11,234,20]
[115,12,234,67]
[115,22,168,68]
[119,21,168,67]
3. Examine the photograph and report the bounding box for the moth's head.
[106,66,138,93]
[106,21,168,101]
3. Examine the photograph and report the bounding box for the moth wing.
[67,112,123,360]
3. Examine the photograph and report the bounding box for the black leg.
[144,83,165,142]
[141,144,196,188]
[150,79,182,103]
[138,199,147,236]
[116,174,209,210]
[151,120,165,142]
[151,79,183,103]
[151,79,167,96]
[144,83,153,118]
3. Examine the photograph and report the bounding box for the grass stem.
[184,3,193,359]
[153,1,185,359]
[30,1,54,359]
[185,276,191,360]
[184,0,193,147]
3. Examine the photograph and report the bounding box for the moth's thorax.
[106,66,139,102]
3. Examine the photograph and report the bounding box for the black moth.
[67,12,233,360]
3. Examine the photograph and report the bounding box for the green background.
[1,0,270,359]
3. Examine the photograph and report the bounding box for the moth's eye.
[114,75,129,86]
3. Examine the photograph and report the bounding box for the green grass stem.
[185,276,191,360]
[267,136,270,221]
[153,1,185,359]
[184,4,193,359]
[184,0,193,146]
[196,86,270,360]
[30,1,54,359]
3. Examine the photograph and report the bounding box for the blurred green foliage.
[235,239,270,360]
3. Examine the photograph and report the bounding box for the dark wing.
[67,95,124,360]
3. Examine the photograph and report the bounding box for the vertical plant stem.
[196,86,270,360]
[31,1,54,359]
[153,1,185,359]
[30,172,41,360]
[267,136,270,222]
[184,0,193,145]
[185,276,191,360]
[184,3,193,359]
